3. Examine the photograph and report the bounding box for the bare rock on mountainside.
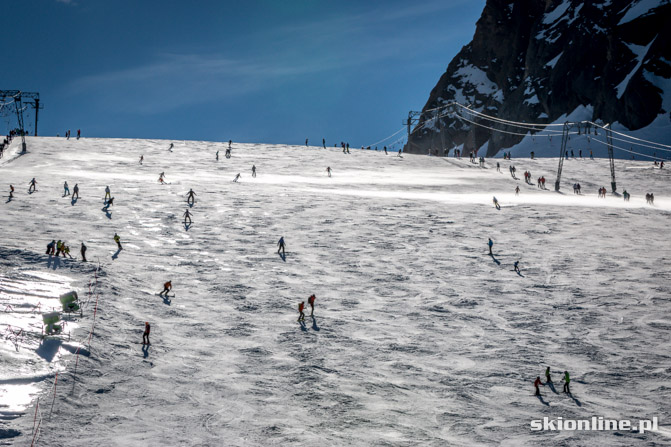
[406,0,671,157]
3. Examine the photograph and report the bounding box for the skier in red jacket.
[308,294,316,316]
[298,302,305,322]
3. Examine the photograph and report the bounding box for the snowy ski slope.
[1,137,671,446]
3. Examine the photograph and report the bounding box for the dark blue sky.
[4,0,485,147]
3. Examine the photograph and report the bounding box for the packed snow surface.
[1,137,671,446]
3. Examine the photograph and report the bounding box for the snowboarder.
[277,237,285,256]
[308,294,316,316]
[73,184,79,199]
[186,189,196,205]
[488,238,493,255]
[562,371,571,394]
[80,242,87,262]
[63,181,70,196]
[216,150,219,161]
[493,196,500,210]
[514,260,520,273]
[298,302,305,322]
[534,376,542,396]
[28,178,37,193]
[139,155,143,164]
[160,281,172,296]
[252,165,256,177]
[114,233,122,250]
[142,322,151,345]
[233,173,241,182]
[326,167,332,177]
[515,185,520,195]
[545,367,552,383]
[183,209,192,225]
[104,186,111,200]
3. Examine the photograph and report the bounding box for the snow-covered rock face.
[1,137,671,445]
[407,0,671,158]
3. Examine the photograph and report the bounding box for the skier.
[77,129,81,139]
[46,240,55,255]
[28,178,37,193]
[514,260,520,273]
[73,184,79,199]
[322,138,326,149]
[225,148,231,159]
[186,189,196,205]
[298,302,305,322]
[114,233,122,250]
[169,143,174,151]
[488,238,493,255]
[515,185,520,195]
[590,150,594,160]
[545,366,552,383]
[496,162,500,172]
[562,371,571,394]
[252,165,257,177]
[216,150,219,161]
[305,138,308,147]
[326,167,332,177]
[9,184,14,199]
[63,181,70,196]
[104,186,111,200]
[534,376,542,396]
[142,322,151,345]
[308,294,316,316]
[64,245,73,259]
[139,155,143,164]
[228,140,232,150]
[277,237,285,256]
[623,190,630,201]
[56,240,63,257]
[397,148,402,158]
[183,209,192,225]
[384,146,388,155]
[80,242,87,262]
[159,173,166,184]
[160,281,172,296]
[233,173,241,182]
[493,196,500,210]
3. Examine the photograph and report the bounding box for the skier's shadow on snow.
[278,252,286,262]
[299,320,307,331]
[48,256,61,270]
[547,382,559,394]
[568,393,581,406]
[142,344,150,358]
[184,222,191,231]
[536,394,549,406]
[311,316,320,331]
[516,270,525,277]
[5,196,12,203]
[161,293,172,305]
[102,206,112,219]
[489,253,501,265]
[71,198,78,206]
[111,248,121,260]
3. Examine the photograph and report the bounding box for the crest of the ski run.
[1,135,670,445]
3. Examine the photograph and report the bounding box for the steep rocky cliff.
[406,0,671,157]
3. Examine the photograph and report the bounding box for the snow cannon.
[59,291,80,313]
[42,312,62,335]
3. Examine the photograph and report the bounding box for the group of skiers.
[572,183,582,194]
[645,192,655,204]
[534,367,571,396]
[45,239,82,260]
[63,129,81,140]
[597,186,608,198]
